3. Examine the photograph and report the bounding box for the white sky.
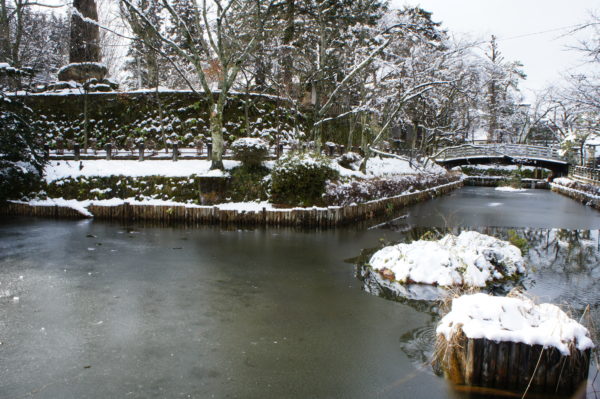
[394,0,599,99]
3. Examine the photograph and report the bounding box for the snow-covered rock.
[369,231,525,287]
[436,293,594,355]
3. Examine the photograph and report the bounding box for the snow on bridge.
[433,144,569,174]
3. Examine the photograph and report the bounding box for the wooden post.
[139,143,145,161]
[105,143,112,160]
[207,143,213,160]
[74,143,80,160]
[172,142,178,162]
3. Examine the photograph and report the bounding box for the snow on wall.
[436,293,595,355]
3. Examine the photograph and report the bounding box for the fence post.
[172,142,178,162]
[105,143,112,160]
[328,145,335,157]
[207,143,212,160]
[74,143,80,161]
[138,143,145,161]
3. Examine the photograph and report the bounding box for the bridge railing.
[434,144,563,162]
[569,166,600,184]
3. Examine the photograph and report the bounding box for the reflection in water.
[355,225,600,398]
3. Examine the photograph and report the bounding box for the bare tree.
[120,0,276,169]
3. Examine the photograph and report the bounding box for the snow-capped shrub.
[270,153,339,207]
[0,86,45,201]
[323,174,459,206]
[369,231,526,287]
[0,162,42,201]
[231,137,269,167]
[337,151,362,171]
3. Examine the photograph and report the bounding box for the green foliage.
[229,165,270,202]
[44,175,228,204]
[0,84,46,202]
[0,165,43,202]
[270,153,339,207]
[419,230,441,241]
[507,229,529,254]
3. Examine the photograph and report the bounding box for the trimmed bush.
[229,165,270,201]
[322,174,459,206]
[231,137,269,167]
[270,153,339,207]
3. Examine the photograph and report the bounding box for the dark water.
[0,187,599,399]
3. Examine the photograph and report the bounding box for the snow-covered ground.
[43,160,240,183]
[369,231,525,287]
[436,293,594,355]
[29,155,455,216]
[43,156,446,184]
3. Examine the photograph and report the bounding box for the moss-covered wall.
[17,91,306,150]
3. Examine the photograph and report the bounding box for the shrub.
[229,165,270,202]
[0,162,42,201]
[270,153,339,206]
[231,137,269,167]
[0,75,45,202]
[322,174,458,206]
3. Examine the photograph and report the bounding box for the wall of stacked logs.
[0,181,463,227]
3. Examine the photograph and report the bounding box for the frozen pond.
[1,187,599,398]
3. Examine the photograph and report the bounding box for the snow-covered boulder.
[368,231,525,287]
[437,293,594,355]
[57,62,108,83]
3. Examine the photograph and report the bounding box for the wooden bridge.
[433,144,569,174]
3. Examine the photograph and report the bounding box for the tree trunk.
[70,0,101,63]
[281,0,295,94]
[210,98,225,170]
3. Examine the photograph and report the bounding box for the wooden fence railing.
[569,166,600,184]
[434,144,564,162]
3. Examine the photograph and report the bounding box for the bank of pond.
[1,186,599,398]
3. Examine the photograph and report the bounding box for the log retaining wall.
[436,334,591,396]
[0,181,463,227]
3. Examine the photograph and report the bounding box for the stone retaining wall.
[550,183,600,210]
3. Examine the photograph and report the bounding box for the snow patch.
[496,186,526,192]
[43,160,239,182]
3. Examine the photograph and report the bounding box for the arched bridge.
[433,144,569,174]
